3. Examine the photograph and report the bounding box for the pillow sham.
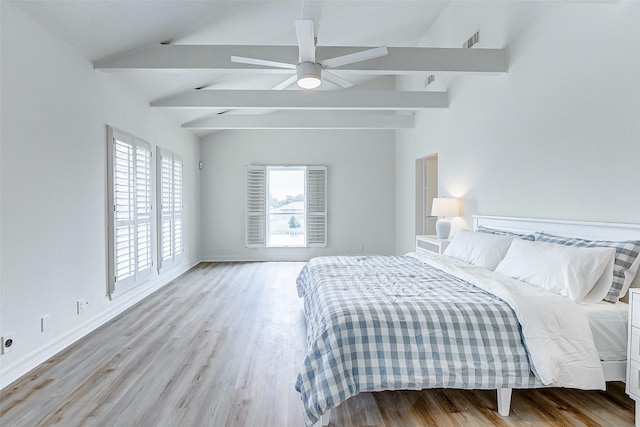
[535,232,640,302]
[476,225,535,241]
[495,239,616,303]
[443,229,515,270]
[580,253,616,304]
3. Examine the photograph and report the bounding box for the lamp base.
[435,219,451,239]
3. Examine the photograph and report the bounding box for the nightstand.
[415,235,451,255]
[628,289,640,426]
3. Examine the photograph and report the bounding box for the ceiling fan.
[230,20,388,90]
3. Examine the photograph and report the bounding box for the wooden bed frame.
[314,215,640,426]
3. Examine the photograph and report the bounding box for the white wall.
[395,1,640,254]
[0,3,200,386]
[200,129,396,261]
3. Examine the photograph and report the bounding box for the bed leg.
[497,388,512,416]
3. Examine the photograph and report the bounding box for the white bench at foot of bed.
[313,388,513,426]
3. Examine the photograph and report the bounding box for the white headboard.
[473,215,640,296]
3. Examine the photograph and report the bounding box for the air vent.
[425,75,435,88]
[463,31,480,49]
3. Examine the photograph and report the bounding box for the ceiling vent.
[425,75,435,88]
[463,31,480,49]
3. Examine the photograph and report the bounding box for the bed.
[295,215,640,427]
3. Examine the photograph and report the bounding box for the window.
[157,148,184,271]
[267,167,306,247]
[107,126,153,296]
[246,165,327,248]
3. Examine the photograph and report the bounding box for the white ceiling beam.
[150,90,449,110]
[182,112,415,129]
[94,45,507,74]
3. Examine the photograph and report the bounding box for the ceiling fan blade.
[230,56,296,69]
[272,74,299,90]
[322,70,353,89]
[321,46,388,69]
[295,20,316,63]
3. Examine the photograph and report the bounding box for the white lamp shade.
[431,198,460,217]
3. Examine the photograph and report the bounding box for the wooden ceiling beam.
[150,90,449,110]
[182,112,415,129]
[94,45,507,74]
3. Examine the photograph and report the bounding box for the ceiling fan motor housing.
[297,62,322,89]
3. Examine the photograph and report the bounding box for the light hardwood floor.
[0,262,635,426]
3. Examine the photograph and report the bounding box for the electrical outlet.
[77,299,86,314]
[41,314,51,332]
[2,333,15,354]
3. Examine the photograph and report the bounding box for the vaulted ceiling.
[14,0,509,135]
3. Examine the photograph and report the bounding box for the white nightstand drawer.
[632,327,640,363]
[633,293,640,327]
[628,360,640,399]
[415,235,451,255]
[417,239,440,253]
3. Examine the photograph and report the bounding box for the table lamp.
[431,197,460,239]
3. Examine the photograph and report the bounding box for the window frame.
[107,126,153,298]
[245,165,327,249]
[266,166,307,248]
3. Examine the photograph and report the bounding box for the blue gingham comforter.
[295,255,540,426]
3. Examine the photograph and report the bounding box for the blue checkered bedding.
[295,255,541,426]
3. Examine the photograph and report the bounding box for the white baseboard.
[200,255,313,262]
[0,259,201,390]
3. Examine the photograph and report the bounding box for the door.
[415,154,438,235]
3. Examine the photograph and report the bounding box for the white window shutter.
[306,166,327,247]
[246,166,266,247]
[173,158,184,259]
[159,151,173,269]
[157,148,184,272]
[113,136,135,285]
[135,145,152,281]
[108,127,152,295]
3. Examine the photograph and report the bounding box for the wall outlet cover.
[41,314,51,332]
[2,333,15,354]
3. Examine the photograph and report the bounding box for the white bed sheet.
[580,301,628,361]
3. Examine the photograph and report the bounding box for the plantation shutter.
[157,148,184,272]
[174,157,184,258]
[108,127,152,295]
[246,166,266,248]
[306,166,327,247]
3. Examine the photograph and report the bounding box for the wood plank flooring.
[0,262,635,426]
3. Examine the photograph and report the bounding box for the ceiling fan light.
[297,62,322,89]
[297,76,321,89]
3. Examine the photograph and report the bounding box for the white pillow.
[494,239,616,303]
[443,230,515,270]
[580,252,616,303]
